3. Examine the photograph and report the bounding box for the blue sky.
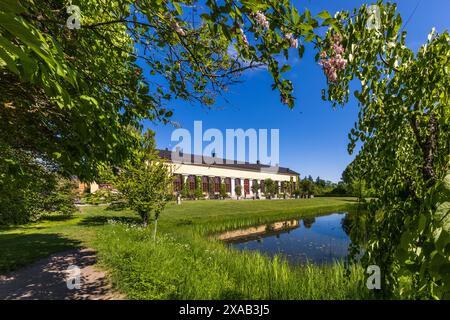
[145,0,449,182]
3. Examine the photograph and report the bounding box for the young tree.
[296,175,301,192]
[219,179,228,200]
[235,185,242,200]
[251,181,260,199]
[263,178,277,199]
[280,181,288,199]
[181,178,191,200]
[299,178,314,197]
[194,176,203,200]
[289,176,294,196]
[116,131,172,239]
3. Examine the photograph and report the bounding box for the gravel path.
[0,248,124,300]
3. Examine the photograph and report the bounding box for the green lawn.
[0,197,372,299]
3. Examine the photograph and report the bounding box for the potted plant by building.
[220,182,228,200]
[289,176,294,197]
[181,180,190,200]
[194,176,203,200]
[235,185,242,200]
[251,181,260,200]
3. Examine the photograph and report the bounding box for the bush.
[194,176,204,199]
[234,185,242,199]
[83,188,121,205]
[0,145,77,224]
[219,182,228,199]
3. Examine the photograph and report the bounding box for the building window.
[214,177,221,193]
[244,179,250,194]
[173,174,182,192]
[235,178,241,186]
[260,180,265,193]
[202,176,208,192]
[225,178,231,193]
[188,175,195,191]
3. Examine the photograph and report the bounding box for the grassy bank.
[0,197,371,299]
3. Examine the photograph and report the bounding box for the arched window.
[202,176,208,192]
[173,174,182,192]
[244,179,250,194]
[214,177,221,193]
[225,178,231,193]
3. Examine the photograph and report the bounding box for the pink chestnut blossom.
[318,34,347,82]
[239,28,249,47]
[175,27,186,36]
[333,43,344,55]
[284,33,299,48]
[251,11,270,30]
[173,21,186,36]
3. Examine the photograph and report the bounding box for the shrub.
[234,185,242,199]
[0,145,78,225]
[194,176,204,199]
[220,182,228,199]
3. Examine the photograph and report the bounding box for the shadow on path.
[0,233,81,273]
[0,248,124,300]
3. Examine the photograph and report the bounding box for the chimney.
[212,152,216,158]
[256,160,260,165]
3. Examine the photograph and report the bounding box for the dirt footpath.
[0,248,124,300]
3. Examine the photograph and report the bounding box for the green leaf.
[173,2,183,15]
[304,33,315,43]
[316,11,332,20]
[280,64,291,73]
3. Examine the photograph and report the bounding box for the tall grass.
[95,207,371,300]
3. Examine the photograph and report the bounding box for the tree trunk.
[153,218,158,241]
[142,214,149,227]
[409,113,438,185]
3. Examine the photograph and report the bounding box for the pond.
[219,212,356,264]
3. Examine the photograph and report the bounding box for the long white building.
[157,149,299,199]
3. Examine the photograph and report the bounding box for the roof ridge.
[156,149,299,176]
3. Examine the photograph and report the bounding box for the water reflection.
[221,212,357,264]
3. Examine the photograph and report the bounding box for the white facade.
[168,161,298,199]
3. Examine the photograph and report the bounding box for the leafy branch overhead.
[0,0,335,180]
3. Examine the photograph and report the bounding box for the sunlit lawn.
[0,197,372,299]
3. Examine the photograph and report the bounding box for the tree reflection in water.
[302,217,316,229]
